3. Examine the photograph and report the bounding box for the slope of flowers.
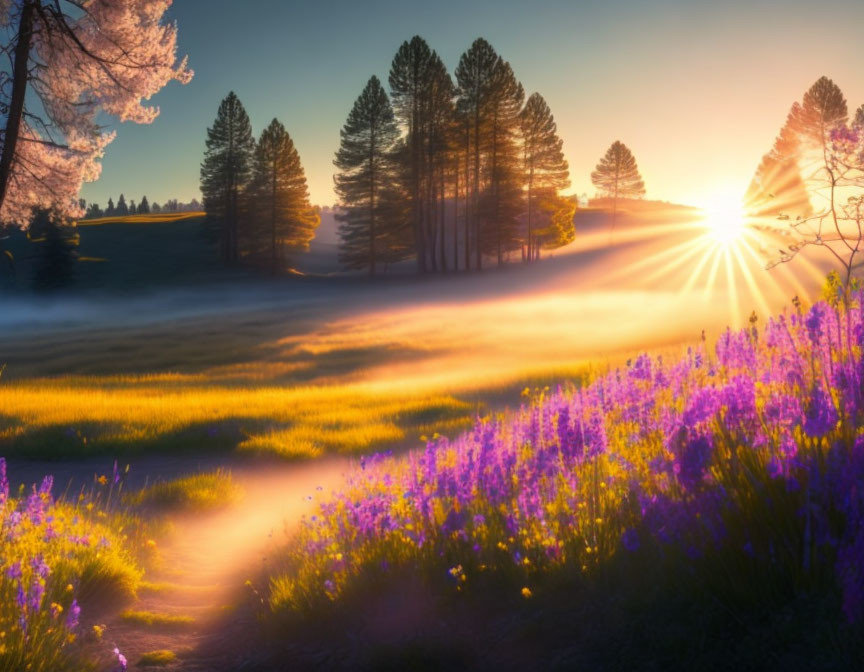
[270,282,864,629]
[0,460,141,672]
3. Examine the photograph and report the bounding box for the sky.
[80,0,864,210]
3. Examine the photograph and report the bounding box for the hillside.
[0,212,344,292]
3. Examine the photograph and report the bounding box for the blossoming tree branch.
[0,0,192,226]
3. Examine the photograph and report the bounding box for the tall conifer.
[334,76,404,275]
[200,92,256,264]
[591,141,645,230]
[520,92,570,260]
[249,118,319,273]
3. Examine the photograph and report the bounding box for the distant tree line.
[80,195,202,219]
[199,92,319,272]
[334,36,575,275]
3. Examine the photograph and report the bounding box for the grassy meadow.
[1,209,849,670]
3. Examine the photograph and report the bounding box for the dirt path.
[7,456,352,671]
[115,456,352,670]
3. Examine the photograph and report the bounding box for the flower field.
[267,279,864,661]
[0,461,141,671]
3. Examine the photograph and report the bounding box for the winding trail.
[7,456,352,671]
[118,457,351,670]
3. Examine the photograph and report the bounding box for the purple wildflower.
[621,528,640,552]
[675,434,713,491]
[804,302,827,342]
[6,561,22,580]
[803,385,838,437]
[66,599,80,630]
[113,647,128,672]
[0,457,7,504]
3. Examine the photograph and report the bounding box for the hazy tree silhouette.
[30,209,77,291]
[85,203,103,219]
[790,76,848,153]
[105,198,115,217]
[249,119,319,274]
[201,92,256,264]
[116,194,129,216]
[129,200,137,215]
[767,76,864,287]
[591,141,645,232]
[745,115,812,219]
[335,76,405,275]
[139,196,151,215]
[520,93,570,261]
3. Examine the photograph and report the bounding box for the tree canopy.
[0,0,191,226]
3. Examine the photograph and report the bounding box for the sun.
[699,192,748,247]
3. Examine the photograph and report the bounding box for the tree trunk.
[464,122,471,271]
[0,1,36,216]
[271,162,277,275]
[473,102,482,271]
[439,164,446,272]
[492,110,501,266]
[369,122,376,276]
[453,159,459,271]
[526,166,533,264]
[412,69,426,274]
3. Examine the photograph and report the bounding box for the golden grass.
[2,276,674,460]
[138,650,177,667]
[78,212,205,227]
[118,610,194,630]
[125,470,241,511]
[0,377,475,458]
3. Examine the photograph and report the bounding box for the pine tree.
[389,36,437,272]
[747,77,847,220]
[152,202,162,213]
[425,55,456,272]
[744,118,812,218]
[106,197,115,216]
[116,193,129,216]
[591,141,645,230]
[520,92,569,261]
[334,76,404,275]
[480,56,524,266]
[129,200,137,215]
[456,38,499,270]
[789,76,847,152]
[200,92,256,264]
[456,39,524,268]
[139,195,150,214]
[248,118,319,274]
[31,208,77,291]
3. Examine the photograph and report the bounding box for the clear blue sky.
[81,0,864,210]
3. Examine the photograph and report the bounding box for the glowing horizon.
[77,0,864,212]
